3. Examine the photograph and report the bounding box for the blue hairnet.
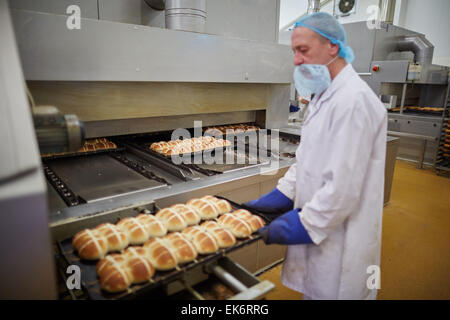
[293,12,355,63]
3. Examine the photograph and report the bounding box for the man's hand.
[257,208,313,245]
[244,188,293,215]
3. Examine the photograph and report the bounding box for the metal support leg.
[417,139,427,169]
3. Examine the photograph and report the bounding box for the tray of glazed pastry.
[57,195,268,300]
[41,138,123,160]
[203,124,260,137]
[149,136,232,158]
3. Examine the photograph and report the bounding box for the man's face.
[291,26,334,66]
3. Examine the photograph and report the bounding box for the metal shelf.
[433,83,450,172]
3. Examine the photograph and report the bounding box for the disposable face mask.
[293,56,338,100]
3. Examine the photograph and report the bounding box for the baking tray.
[203,126,261,146]
[148,141,233,159]
[41,145,125,160]
[44,152,167,203]
[57,197,266,300]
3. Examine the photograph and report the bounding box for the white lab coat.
[277,64,387,300]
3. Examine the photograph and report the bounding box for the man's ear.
[329,43,339,56]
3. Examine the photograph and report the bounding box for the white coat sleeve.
[277,163,297,201]
[300,96,379,245]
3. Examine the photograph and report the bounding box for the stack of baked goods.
[204,124,260,136]
[78,138,117,152]
[150,136,231,156]
[41,138,117,157]
[70,195,266,293]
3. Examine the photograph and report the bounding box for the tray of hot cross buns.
[41,138,122,159]
[203,124,260,137]
[57,195,269,300]
[149,136,232,158]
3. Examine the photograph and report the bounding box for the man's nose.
[294,54,304,66]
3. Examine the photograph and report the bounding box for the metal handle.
[211,265,248,293]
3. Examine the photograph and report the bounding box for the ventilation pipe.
[397,35,434,66]
[307,0,321,14]
[379,0,396,23]
[144,0,165,11]
[165,0,207,33]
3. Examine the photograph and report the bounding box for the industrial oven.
[1,0,298,299]
[343,21,449,171]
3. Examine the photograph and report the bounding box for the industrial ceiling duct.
[144,0,166,11]
[379,0,396,24]
[307,0,321,14]
[397,35,434,66]
[165,0,206,33]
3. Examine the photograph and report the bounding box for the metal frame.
[434,83,450,174]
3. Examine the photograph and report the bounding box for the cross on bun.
[72,229,108,260]
[169,204,201,226]
[116,217,150,245]
[95,223,129,252]
[163,233,198,264]
[122,247,155,283]
[143,237,178,271]
[150,136,231,156]
[200,221,236,248]
[155,207,188,232]
[217,213,253,238]
[231,209,265,232]
[96,254,133,293]
[181,226,219,254]
[135,213,167,237]
[186,196,231,220]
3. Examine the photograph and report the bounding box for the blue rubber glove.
[257,208,313,245]
[290,104,300,112]
[244,188,293,215]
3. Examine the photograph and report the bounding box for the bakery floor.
[257,160,450,300]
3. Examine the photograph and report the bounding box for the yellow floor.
[258,160,450,300]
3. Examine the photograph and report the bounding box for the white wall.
[278,0,379,45]
[279,0,308,30]
[279,0,450,67]
[396,0,450,67]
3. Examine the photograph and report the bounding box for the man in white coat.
[246,12,387,299]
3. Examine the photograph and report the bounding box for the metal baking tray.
[57,197,267,300]
[41,145,125,160]
[147,141,233,159]
[44,151,167,204]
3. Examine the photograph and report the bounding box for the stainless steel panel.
[84,111,257,137]
[47,154,165,202]
[371,60,409,83]
[8,0,99,19]
[98,0,142,24]
[11,9,292,83]
[343,22,376,73]
[0,0,57,298]
[388,114,442,137]
[205,0,279,43]
[266,85,291,129]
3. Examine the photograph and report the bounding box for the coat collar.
[303,64,355,124]
[318,63,354,104]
